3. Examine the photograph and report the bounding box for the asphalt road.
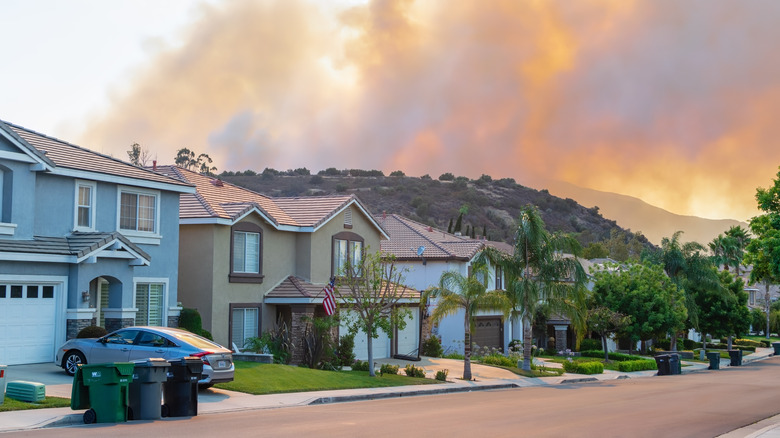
[15,357,780,438]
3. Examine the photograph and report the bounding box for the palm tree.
[477,205,588,371]
[725,225,751,276]
[425,264,510,381]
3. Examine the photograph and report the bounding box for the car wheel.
[64,351,86,376]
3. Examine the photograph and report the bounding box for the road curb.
[309,382,519,405]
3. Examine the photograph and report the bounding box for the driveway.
[4,363,73,398]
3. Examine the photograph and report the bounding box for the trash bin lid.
[133,358,169,367]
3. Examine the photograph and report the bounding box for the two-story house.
[376,214,518,355]
[156,166,419,364]
[0,120,194,366]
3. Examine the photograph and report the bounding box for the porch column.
[290,304,315,365]
[554,325,568,352]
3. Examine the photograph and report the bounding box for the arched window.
[332,231,364,277]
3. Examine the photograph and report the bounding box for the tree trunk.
[522,314,533,371]
[670,333,678,352]
[766,281,772,340]
[727,335,733,350]
[700,337,707,360]
[463,330,472,381]
[602,335,609,362]
[367,332,375,377]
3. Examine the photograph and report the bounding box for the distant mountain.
[220,172,655,253]
[543,180,748,246]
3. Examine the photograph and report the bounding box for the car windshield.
[171,331,226,350]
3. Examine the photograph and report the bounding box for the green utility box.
[71,362,134,424]
[6,381,45,403]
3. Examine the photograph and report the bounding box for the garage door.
[340,311,390,361]
[0,284,58,365]
[396,307,419,356]
[472,316,503,351]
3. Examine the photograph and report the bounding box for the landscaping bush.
[654,338,671,350]
[682,339,702,350]
[562,360,604,375]
[435,369,449,381]
[444,353,465,360]
[178,308,213,340]
[617,359,658,372]
[421,336,444,357]
[404,364,426,378]
[380,364,399,375]
[335,333,357,367]
[352,360,370,371]
[580,350,644,362]
[734,338,763,348]
[480,353,516,367]
[579,338,601,352]
[77,325,108,339]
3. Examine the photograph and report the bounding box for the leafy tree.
[127,142,153,167]
[587,306,631,361]
[197,153,217,175]
[477,205,588,371]
[582,242,609,259]
[175,148,196,169]
[695,271,750,355]
[447,218,453,234]
[591,263,687,354]
[439,172,455,181]
[454,212,463,234]
[390,170,405,177]
[424,264,510,380]
[745,167,780,339]
[420,174,432,180]
[336,251,411,377]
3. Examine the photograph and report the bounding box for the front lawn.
[0,396,71,412]
[215,362,440,395]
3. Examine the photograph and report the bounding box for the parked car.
[55,326,234,387]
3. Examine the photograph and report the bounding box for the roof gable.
[376,214,486,261]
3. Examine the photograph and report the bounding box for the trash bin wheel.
[161,404,169,418]
[83,409,97,424]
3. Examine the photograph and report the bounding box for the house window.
[231,306,260,350]
[119,188,158,233]
[495,266,504,290]
[230,222,263,283]
[74,180,96,231]
[333,231,364,276]
[135,283,164,326]
[344,207,353,229]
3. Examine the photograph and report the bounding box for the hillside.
[221,172,653,251]
[543,180,747,246]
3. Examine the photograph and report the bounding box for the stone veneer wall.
[66,318,96,340]
[105,318,135,333]
[290,305,314,365]
[167,315,180,328]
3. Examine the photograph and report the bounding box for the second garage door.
[0,284,59,365]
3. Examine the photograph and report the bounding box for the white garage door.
[396,307,419,357]
[0,284,58,365]
[340,311,390,361]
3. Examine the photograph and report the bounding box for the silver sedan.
[55,326,234,387]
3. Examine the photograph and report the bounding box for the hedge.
[705,344,756,352]
[617,359,658,372]
[563,360,604,375]
[580,350,644,362]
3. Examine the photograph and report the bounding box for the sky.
[2,0,780,222]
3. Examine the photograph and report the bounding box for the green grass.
[744,335,780,344]
[215,362,440,395]
[0,396,71,412]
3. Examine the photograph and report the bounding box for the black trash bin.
[706,351,721,370]
[129,358,169,421]
[772,342,780,356]
[162,357,203,417]
[668,354,681,375]
[655,354,671,376]
[728,349,743,367]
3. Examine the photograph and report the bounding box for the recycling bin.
[128,358,169,421]
[706,351,721,370]
[0,365,6,406]
[772,342,780,356]
[72,362,134,424]
[162,357,203,417]
[669,353,681,375]
[728,349,743,367]
[655,354,670,376]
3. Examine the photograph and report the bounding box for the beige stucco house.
[156,166,395,363]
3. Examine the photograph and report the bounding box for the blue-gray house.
[0,120,195,365]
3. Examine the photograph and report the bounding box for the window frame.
[74,180,97,232]
[117,186,161,242]
[332,231,365,277]
[229,303,262,351]
[495,265,504,290]
[133,279,167,327]
[229,222,264,283]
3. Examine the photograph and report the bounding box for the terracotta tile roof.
[375,214,486,261]
[266,276,420,301]
[156,166,368,230]
[1,121,191,189]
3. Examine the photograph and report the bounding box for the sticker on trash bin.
[92,371,101,378]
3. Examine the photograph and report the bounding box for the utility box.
[6,380,46,403]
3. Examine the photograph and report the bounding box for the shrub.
[562,360,604,375]
[380,364,399,375]
[435,369,449,381]
[335,333,357,367]
[682,339,702,350]
[309,175,324,184]
[404,364,426,378]
[655,338,671,350]
[734,338,763,348]
[579,338,601,352]
[421,336,444,357]
[389,170,405,177]
[444,353,465,360]
[580,350,643,362]
[200,329,214,341]
[480,353,515,367]
[438,172,455,181]
[352,360,370,371]
[617,359,658,372]
[179,308,204,335]
[77,325,108,339]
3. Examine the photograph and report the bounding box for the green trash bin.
[129,358,169,421]
[706,351,721,370]
[73,362,134,424]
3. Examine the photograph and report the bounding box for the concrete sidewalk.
[0,349,773,434]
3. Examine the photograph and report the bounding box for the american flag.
[322,277,336,316]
